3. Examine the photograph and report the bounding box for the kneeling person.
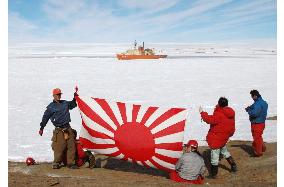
[62,129,96,168]
[73,130,96,168]
[170,140,206,184]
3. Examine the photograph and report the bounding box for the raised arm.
[200,111,220,125]
[68,92,78,110]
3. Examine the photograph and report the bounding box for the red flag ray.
[144,160,156,169]
[122,156,128,161]
[154,153,179,165]
[153,120,185,138]
[141,161,150,168]
[132,104,141,122]
[148,108,185,130]
[104,151,122,157]
[148,158,173,172]
[79,137,116,149]
[117,102,127,124]
[77,97,115,133]
[155,142,183,151]
[92,98,121,128]
[139,106,158,126]
[82,120,113,140]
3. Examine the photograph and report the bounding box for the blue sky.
[8,0,277,43]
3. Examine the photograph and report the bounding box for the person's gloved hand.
[39,129,43,136]
[74,92,79,97]
[245,106,250,112]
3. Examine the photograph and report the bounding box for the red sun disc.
[114,122,155,161]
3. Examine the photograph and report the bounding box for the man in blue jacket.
[39,88,79,169]
[245,90,268,157]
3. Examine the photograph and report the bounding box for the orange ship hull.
[117,54,167,60]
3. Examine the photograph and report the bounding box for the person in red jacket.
[199,97,237,179]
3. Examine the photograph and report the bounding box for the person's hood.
[214,105,235,119]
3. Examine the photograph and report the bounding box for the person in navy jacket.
[245,90,268,157]
[39,88,79,169]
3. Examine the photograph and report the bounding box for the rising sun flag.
[76,96,188,171]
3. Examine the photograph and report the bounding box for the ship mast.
[134,40,137,49]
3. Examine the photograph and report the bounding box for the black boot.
[52,163,61,169]
[85,151,96,168]
[226,156,237,172]
[207,164,218,179]
[67,164,79,169]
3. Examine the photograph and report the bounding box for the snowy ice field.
[8,43,277,162]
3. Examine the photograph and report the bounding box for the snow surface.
[8,43,277,162]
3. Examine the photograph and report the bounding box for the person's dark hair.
[250,90,261,97]
[218,97,228,107]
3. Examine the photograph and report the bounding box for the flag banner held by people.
[76,96,188,171]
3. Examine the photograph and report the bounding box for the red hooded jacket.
[75,140,87,167]
[200,106,235,149]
